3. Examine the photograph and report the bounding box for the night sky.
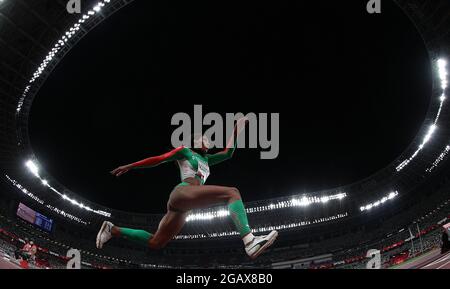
[29,0,431,214]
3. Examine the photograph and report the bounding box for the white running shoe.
[96,221,114,249]
[245,230,278,259]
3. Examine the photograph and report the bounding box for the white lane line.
[437,259,450,269]
[423,253,450,268]
[424,252,450,266]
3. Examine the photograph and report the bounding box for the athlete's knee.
[228,187,241,201]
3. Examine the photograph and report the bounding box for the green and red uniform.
[115,143,252,244]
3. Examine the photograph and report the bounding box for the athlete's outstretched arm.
[111,146,186,177]
[207,118,248,166]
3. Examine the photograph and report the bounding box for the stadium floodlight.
[17,0,113,108]
[5,175,44,204]
[5,175,89,224]
[179,213,349,240]
[296,196,311,206]
[423,124,437,144]
[360,191,399,211]
[427,145,450,173]
[396,58,448,172]
[290,192,346,209]
[438,58,448,89]
[397,124,438,171]
[186,209,230,222]
[188,192,348,222]
[25,160,39,177]
[94,2,105,12]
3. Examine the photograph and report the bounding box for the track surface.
[392,249,450,269]
[0,257,22,269]
[1,249,449,269]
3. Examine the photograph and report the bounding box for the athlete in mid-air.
[96,118,278,259]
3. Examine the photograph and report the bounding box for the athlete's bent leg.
[168,185,252,238]
[167,185,278,258]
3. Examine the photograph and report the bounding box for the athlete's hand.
[110,165,131,177]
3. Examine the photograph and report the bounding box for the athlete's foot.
[245,230,278,259]
[96,221,114,249]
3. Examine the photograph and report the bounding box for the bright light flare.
[360,191,398,211]
[25,160,39,177]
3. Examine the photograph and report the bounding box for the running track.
[1,249,449,269]
[392,249,450,269]
[0,257,22,269]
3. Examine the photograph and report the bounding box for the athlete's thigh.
[169,185,234,211]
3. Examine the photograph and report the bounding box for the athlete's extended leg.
[167,185,278,259]
[96,208,187,250]
[96,221,153,249]
[168,185,251,235]
[140,185,250,251]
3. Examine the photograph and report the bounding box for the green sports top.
[129,144,236,185]
[175,146,235,184]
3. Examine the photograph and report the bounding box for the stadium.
[0,0,449,271]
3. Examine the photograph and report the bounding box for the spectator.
[29,240,37,262]
[14,239,32,261]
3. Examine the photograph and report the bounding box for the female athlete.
[96,118,278,259]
